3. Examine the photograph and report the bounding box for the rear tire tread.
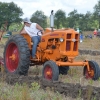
[4,34,30,75]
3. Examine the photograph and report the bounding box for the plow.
[0,11,100,82]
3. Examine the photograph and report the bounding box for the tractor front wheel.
[42,60,59,81]
[83,61,99,80]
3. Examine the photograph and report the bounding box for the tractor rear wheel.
[42,60,59,81]
[4,34,30,75]
[83,61,99,80]
[59,66,69,75]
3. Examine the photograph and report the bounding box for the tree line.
[0,1,100,31]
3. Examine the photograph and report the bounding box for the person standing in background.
[79,30,83,43]
[76,28,80,33]
[93,29,97,38]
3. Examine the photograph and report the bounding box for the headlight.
[59,38,64,42]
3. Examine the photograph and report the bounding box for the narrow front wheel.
[83,61,99,80]
[42,60,59,81]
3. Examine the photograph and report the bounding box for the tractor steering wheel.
[37,30,42,36]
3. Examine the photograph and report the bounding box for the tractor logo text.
[50,34,59,36]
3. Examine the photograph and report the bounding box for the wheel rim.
[44,66,53,80]
[85,66,94,79]
[6,42,19,72]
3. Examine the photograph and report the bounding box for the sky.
[0,0,99,18]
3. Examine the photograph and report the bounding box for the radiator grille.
[66,33,78,51]
[66,41,71,51]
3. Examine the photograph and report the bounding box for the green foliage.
[64,0,100,30]
[67,10,95,31]
[0,82,68,100]
[9,22,23,32]
[54,9,66,29]
[93,0,100,15]
[30,10,47,29]
[0,0,100,31]
[88,79,93,85]
[93,0,100,28]
[31,82,40,91]
[0,2,23,30]
[77,89,82,100]
[67,9,79,28]
[81,11,93,30]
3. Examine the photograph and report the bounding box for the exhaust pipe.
[50,10,54,32]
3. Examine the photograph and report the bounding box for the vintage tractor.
[3,11,100,81]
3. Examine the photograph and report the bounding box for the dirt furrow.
[79,49,100,56]
[0,73,99,100]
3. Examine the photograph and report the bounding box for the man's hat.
[23,17,32,24]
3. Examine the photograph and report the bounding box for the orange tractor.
[2,11,100,81]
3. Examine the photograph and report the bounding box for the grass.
[0,82,69,100]
[79,37,100,51]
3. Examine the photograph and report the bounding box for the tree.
[30,10,47,29]
[0,2,23,30]
[84,11,93,30]
[94,0,100,15]
[9,23,23,32]
[67,9,79,29]
[93,0,100,28]
[67,10,94,31]
[54,9,66,29]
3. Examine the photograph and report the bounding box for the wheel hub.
[85,67,94,79]
[46,71,52,76]
[89,70,94,77]
[44,66,53,80]
[9,54,16,61]
[6,43,19,72]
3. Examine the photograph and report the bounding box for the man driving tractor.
[20,17,44,59]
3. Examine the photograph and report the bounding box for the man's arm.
[20,25,27,34]
[36,24,44,34]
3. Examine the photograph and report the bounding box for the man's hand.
[36,24,44,34]
[41,30,44,34]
